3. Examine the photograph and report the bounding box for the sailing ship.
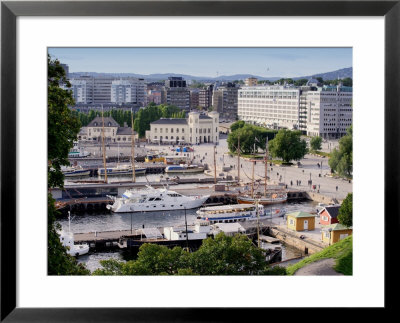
[237,137,287,205]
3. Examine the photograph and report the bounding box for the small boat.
[61,165,90,177]
[145,154,165,163]
[98,164,146,176]
[196,203,286,224]
[107,186,209,213]
[165,164,204,174]
[237,191,288,205]
[68,142,90,158]
[59,212,89,257]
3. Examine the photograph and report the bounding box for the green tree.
[338,193,353,227]
[230,120,245,132]
[94,233,281,276]
[268,129,307,163]
[189,233,267,275]
[48,55,89,275]
[310,136,323,152]
[328,125,352,178]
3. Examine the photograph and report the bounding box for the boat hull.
[63,170,90,177]
[165,168,204,174]
[98,168,146,176]
[108,196,209,213]
[237,196,287,205]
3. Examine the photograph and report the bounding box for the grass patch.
[286,235,352,275]
[311,150,332,158]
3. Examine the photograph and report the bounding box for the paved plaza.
[78,135,352,202]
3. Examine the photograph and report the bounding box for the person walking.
[336,185,338,191]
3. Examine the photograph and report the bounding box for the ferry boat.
[165,164,204,174]
[237,191,288,205]
[98,164,146,176]
[196,204,286,224]
[106,186,209,213]
[68,142,90,158]
[61,165,90,177]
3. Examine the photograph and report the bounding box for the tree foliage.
[93,233,284,276]
[328,125,352,178]
[268,129,308,163]
[48,56,81,188]
[227,124,277,154]
[48,55,89,275]
[310,136,323,151]
[338,193,353,227]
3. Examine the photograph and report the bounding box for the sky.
[48,47,352,78]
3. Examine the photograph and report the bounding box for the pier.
[73,219,275,251]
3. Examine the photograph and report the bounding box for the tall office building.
[68,76,146,105]
[165,77,190,111]
[212,83,239,121]
[199,85,214,110]
[238,85,300,129]
[238,83,352,139]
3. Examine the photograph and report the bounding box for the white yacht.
[106,186,209,213]
[196,204,286,224]
[59,211,89,257]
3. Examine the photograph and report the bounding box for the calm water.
[59,200,317,272]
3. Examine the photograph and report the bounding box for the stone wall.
[269,227,325,255]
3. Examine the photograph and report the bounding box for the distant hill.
[69,67,352,82]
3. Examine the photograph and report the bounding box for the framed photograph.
[1,0,398,321]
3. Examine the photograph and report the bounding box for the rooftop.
[150,118,188,125]
[287,211,315,218]
[87,116,120,127]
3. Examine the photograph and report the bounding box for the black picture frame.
[1,1,398,321]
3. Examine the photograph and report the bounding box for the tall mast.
[213,145,217,184]
[131,108,136,183]
[264,137,268,197]
[101,105,108,183]
[256,199,260,248]
[237,134,240,184]
[251,160,255,198]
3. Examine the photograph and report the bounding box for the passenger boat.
[98,164,146,176]
[165,164,204,174]
[61,165,90,177]
[68,142,90,158]
[196,203,286,224]
[106,186,209,213]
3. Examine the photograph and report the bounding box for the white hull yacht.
[107,186,209,213]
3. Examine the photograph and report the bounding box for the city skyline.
[48,47,352,78]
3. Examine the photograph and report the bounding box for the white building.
[68,76,146,106]
[78,116,138,142]
[69,79,88,103]
[146,111,219,145]
[238,83,353,139]
[238,85,301,129]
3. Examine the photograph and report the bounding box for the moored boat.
[237,191,288,205]
[106,186,209,213]
[59,212,89,257]
[196,203,286,224]
[62,165,90,177]
[98,164,146,176]
[165,164,204,174]
[68,142,90,158]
